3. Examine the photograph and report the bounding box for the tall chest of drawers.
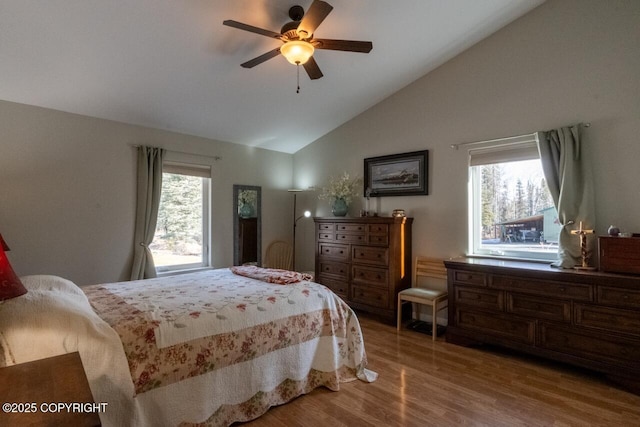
[314,217,413,322]
[445,257,640,393]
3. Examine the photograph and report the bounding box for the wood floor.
[246,315,640,427]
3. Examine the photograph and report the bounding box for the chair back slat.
[264,240,293,270]
[413,257,447,284]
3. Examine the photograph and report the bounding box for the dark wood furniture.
[445,257,640,393]
[238,217,258,265]
[599,235,640,274]
[314,216,413,322]
[0,352,101,426]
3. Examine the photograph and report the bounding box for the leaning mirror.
[233,185,262,266]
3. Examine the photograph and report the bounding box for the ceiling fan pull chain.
[296,63,301,94]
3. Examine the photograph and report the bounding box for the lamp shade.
[0,235,28,300]
[280,40,314,65]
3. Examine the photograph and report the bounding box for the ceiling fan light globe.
[281,40,314,65]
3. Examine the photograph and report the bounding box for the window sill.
[465,254,554,265]
[156,266,214,277]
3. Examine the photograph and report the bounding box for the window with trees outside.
[468,133,559,261]
[150,163,211,272]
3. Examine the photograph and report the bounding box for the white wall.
[292,0,640,272]
[0,101,293,286]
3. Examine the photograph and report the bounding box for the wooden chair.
[397,256,448,340]
[263,240,293,270]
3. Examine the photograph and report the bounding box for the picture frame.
[364,150,429,197]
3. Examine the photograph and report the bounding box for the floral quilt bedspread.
[83,268,375,396]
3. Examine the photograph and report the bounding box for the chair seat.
[399,287,446,301]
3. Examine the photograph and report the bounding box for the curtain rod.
[130,144,221,161]
[450,123,591,150]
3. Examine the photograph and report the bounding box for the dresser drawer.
[455,309,535,344]
[352,245,389,266]
[336,223,366,234]
[575,303,640,336]
[336,233,366,244]
[454,286,503,311]
[352,265,388,288]
[318,261,349,279]
[317,231,334,241]
[317,223,334,231]
[539,322,640,369]
[367,224,389,246]
[367,224,389,234]
[451,269,486,287]
[507,293,570,322]
[367,233,389,246]
[351,284,389,308]
[317,275,348,299]
[598,286,640,309]
[491,275,592,301]
[318,243,349,261]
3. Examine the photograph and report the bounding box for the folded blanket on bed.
[230,265,312,284]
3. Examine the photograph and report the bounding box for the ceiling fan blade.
[303,56,323,80]
[313,38,373,53]
[296,1,333,39]
[223,20,282,39]
[240,48,281,68]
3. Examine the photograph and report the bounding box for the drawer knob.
[623,294,629,300]
[559,287,566,292]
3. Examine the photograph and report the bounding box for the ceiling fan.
[223,0,373,82]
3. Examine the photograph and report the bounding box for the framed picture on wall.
[364,150,429,197]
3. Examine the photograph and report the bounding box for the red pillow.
[0,245,27,300]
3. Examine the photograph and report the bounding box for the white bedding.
[0,271,376,426]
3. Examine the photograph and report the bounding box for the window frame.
[467,133,558,262]
[153,162,211,274]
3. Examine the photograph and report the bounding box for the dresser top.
[313,216,413,224]
[444,257,640,287]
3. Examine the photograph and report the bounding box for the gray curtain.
[537,125,595,268]
[130,146,165,280]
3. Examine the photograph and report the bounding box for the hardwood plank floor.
[246,315,640,426]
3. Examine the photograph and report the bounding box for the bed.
[0,267,376,426]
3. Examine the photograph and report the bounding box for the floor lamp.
[288,189,311,271]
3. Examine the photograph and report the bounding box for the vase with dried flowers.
[319,172,362,217]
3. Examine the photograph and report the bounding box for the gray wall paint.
[0,101,293,286]
[293,0,640,272]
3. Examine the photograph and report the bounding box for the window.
[150,163,210,272]
[468,133,559,261]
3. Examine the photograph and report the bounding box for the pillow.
[0,280,96,367]
[0,245,27,301]
[20,275,85,297]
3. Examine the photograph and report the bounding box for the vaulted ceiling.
[0,0,544,153]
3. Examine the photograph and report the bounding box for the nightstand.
[0,352,101,426]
